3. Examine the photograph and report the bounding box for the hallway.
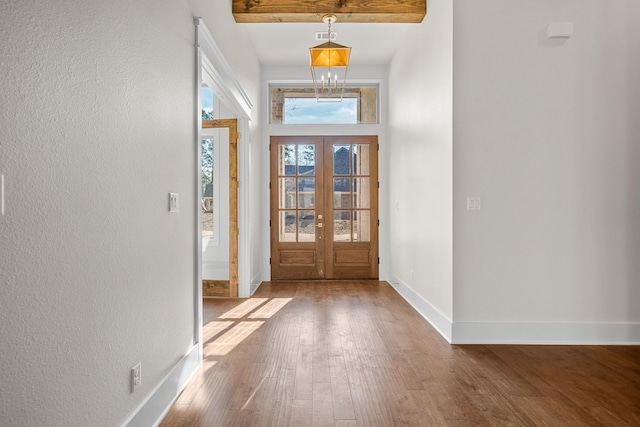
[160,282,640,426]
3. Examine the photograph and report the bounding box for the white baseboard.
[452,321,640,345]
[386,273,640,345]
[250,272,262,296]
[123,344,200,427]
[387,272,453,343]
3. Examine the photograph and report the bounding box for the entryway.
[270,136,379,280]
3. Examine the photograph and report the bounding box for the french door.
[270,136,378,280]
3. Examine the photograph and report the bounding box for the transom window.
[270,85,378,125]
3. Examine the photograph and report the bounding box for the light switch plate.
[169,193,179,213]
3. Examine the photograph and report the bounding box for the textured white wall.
[0,0,197,425]
[388,0,454,321]
[453,0,640,323]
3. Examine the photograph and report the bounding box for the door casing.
[203,119,239,297]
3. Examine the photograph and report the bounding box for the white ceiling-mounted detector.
[546,22,574,39]
[315,31,337,41]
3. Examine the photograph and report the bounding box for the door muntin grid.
[277,144,317,242]
[332,143,371,242]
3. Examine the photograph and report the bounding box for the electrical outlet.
[131,362,141,393]
[467,197,482,211]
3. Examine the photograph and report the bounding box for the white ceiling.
[239,22,415,66]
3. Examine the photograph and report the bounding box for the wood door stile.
[203,119,238,297]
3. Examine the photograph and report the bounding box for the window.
[201,138,214,238]
[284,97,358,124]
[202,87,214,120]
[201,86,220,244]
[270,85,378,125]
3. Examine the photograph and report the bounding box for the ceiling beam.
[232,0,426,24]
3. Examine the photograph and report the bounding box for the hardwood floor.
[160,281,640,426]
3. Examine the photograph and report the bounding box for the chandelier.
[309,14,351,102]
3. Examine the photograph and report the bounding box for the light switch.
[467,197,481,211]
[169,193,179,213]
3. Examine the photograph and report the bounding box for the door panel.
[324,136,378,279]
[270,136,378,280]
[270,137,325,279]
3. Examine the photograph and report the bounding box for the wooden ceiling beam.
[232,0,426,24]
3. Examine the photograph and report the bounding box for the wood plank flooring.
[160,281,640,426]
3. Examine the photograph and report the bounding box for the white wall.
[452,1,640,337]
[387,0,454,336]
[0,0,197,425]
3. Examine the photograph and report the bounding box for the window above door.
[270,85,378,125]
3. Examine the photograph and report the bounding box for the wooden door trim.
[203,119,238,297]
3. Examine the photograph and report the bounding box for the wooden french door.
[270,136,378,280]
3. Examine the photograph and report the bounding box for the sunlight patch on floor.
[206,321,264,356]
[203,320,235,342]
[219,298,268,319]
[248,298,293,319]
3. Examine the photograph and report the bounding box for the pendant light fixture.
[309,14,351,102]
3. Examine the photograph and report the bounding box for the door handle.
[316,223,324,228]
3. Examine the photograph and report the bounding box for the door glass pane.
[277,142,319,243]
[334,211,351,242]
[279,210,296,242]
[352,178,370,209]
[279,144,296,176]
[333,178,351,208]
[353,144,370,176]
[333,145,351,175]
[353,211,371,242]
[279,178,296,209]
[201,138,214,238]
[297,145,316,175]
[298,210,316,242]
[298,178,315,208]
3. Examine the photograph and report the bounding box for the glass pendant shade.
[309,41,351,68]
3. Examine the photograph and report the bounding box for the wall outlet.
[467,197,482,211]
[131,362,141,393]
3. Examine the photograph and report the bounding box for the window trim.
[269,84,379,125]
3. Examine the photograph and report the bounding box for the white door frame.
[194,18,253,360]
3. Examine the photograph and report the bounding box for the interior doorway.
[270,135,379,280]
[202,119,239,297]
